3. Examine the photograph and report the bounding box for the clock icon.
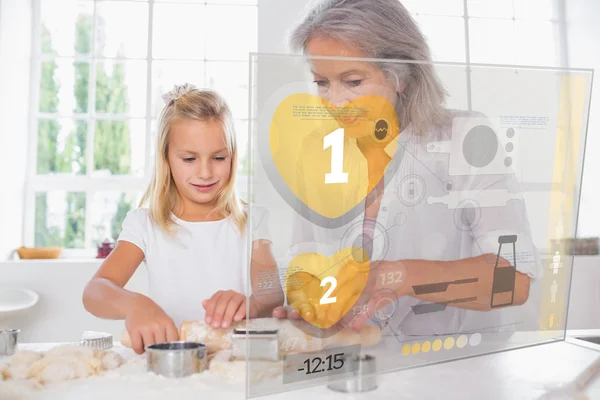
[283,344,361,384]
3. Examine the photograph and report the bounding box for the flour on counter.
[0,344,126,399]
[0,343,284,400]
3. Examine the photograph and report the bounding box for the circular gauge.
[463,125,498,168]
[453,199,481,232]
[340,219,389,268]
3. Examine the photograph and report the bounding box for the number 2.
[320,276,337,305]
[324,128,348,184]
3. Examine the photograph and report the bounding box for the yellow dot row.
[401,333,481,356]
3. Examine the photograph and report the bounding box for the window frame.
[406,0,564,109]
[25,0,254,256]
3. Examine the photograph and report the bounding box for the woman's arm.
[332,254,531,330]
[376,255,531,311]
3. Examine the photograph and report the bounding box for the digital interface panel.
[244,53,592,398]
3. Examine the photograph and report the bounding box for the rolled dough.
[1,345,125,387]
[121,318,381,356]
[181,318,382,356]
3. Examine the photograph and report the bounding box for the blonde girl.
[83,84,283,354]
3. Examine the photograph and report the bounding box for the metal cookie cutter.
[80,331,113,350]
[327,354,378,393]
[230,328,280,361]
[0,329,20,356]
[147,342,208,378]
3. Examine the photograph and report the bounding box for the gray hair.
[289,0,451,136]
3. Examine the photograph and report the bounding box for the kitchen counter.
[1,255,599,344]
[3,331,600,400]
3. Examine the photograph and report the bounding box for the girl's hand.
[124,295,179,355]
[202,290,258,329]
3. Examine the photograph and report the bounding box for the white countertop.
[3,332,600,400]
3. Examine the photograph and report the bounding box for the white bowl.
[0,288,39,320]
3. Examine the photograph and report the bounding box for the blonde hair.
[139,87,247,236]
[289,0,451,135]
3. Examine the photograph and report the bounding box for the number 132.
[380,271,403,285]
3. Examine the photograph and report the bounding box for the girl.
[83,84,283,354]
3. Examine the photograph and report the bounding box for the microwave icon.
[427,116,517,176]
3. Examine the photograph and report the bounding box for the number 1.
[324,128,348,184]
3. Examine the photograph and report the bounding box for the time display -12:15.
[298,352,344,374]
[282,344,361,384]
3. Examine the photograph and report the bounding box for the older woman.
[273,0,541,338]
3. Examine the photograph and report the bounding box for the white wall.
[567,256,600,330]
[564,0,600,239]
[258,0,306,54]
[0,0,32,260]
[0,260,148,343]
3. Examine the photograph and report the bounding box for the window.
[402,0,561,108]
[403,0,559,64]
[27,0,257,255]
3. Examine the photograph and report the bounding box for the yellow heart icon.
[270,93,400,220]
[284,247,370,329]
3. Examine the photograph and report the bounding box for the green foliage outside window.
[35,14,134,249]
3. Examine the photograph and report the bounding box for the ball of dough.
[1,363,9,381]
[207,349,281,383]
[9,350,43,368]
[3,350,43,381]
[5,365,30,381]
[2,345,127,388]
[29,355,102,384]
[44,345,99,359]
[101,352,124,371]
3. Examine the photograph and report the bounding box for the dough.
[3,350,44,380]
[1,361,9,381]
[207,349,282,383]
[121,318,381,355]
[44,344,100,359]
[9,350,43,368]
[181,318,381,356]
[207,350,245,380]
[28,354,102,384]
[101,351,124,371]
[4,364,30,381]
[24,345,108,384]
[2,345,126,387]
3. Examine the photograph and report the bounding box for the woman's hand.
[272,262,371,329]
[335,260,404,330]
[272,305,303,320]
[124,295,179,355]
[272,271,328,325]
[202,290,259,329]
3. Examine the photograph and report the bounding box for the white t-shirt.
[286,110,544,337]
[118,205,270,327]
